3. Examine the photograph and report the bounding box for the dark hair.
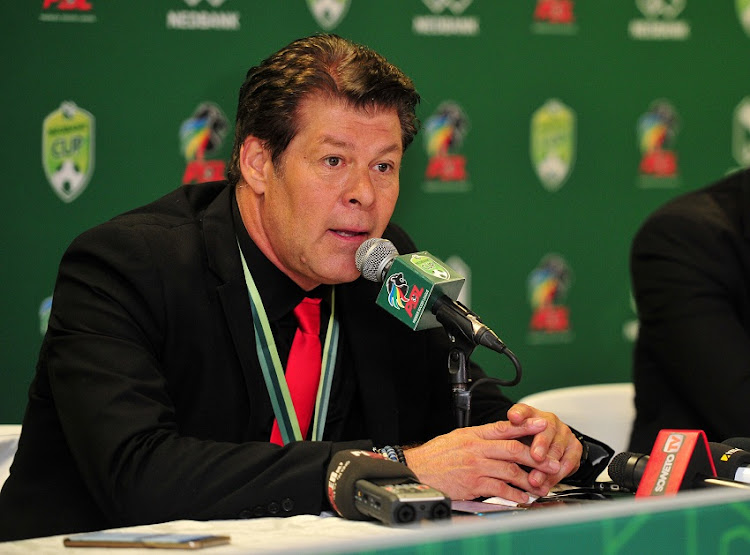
[227,34,420,185]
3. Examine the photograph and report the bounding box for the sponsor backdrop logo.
[733,96,750,168]
[422,101,471,193]
[307,0,350,30]
[623,291,639,342]
[531,0,578,35]
[739,0,750,37]
[530,99,576,192]
[446,255,471,308]
[40,0,96,23]
[527,254,574,344]
[39,296,53,335]
[413,0,479,36]
[166,0,240,31]
[42,101,95,203]
[628,0,690,41]
[180,102,229,184]
[636,99,681,188]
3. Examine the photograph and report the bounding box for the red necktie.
[270,297,322,445]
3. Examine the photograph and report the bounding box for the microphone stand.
[445,329,476,429]
[433,301,523,429]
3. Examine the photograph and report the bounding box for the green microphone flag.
[375,252,465,331]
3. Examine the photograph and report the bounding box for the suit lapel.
[202,185,273,438]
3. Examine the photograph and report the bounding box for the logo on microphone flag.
[385,273,410,310]
[663,433,685,453]
[376,252,464,330]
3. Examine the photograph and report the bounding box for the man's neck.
[234,184,320,292]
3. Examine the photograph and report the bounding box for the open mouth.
[331,229,367,239]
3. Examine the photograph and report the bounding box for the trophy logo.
[42,101,95,203]
[180,102,228,184]
[530,99,576,192]
[422,101,471,192]
[385,273,409,310]
[527,253,574,343]
[636,99,681,187]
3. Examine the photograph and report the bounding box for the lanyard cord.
[237,243,339,444]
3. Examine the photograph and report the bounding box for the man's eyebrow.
[319,136,352,149]
[319,135,402,156]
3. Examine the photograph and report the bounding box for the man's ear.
[239,135,272,194]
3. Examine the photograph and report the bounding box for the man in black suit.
[629,168,750,453]
[0,34,584,541]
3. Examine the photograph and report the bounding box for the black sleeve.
[631,205,750,440]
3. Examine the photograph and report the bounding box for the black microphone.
[354,238,508,355]
[607,452,649,491]
[326,450,451,525]
[608,451,750,492]
[711,440,750,484]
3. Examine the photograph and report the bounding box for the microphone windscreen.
[355,238,398,282]
[709,442,750,478]
[326,450,417,520]
[723,437,750,452]
[608,451,649,490]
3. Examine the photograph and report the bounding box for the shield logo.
[738,0,750,37]
[306,0,350,30]
[42,101,95,203]
[636,0,685,19]
[733,97,750,167]
[530,99,576,192]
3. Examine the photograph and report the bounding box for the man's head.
[227,34,420,185]
[232,35,421,291]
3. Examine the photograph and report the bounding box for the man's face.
[245,95,403,290]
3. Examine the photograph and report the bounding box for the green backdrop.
[1,1,749,423]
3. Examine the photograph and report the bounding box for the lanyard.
[237,244,339,444]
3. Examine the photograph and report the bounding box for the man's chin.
[319,266,362,286]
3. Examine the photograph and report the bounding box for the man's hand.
[403,406,581,503]
[507,403,582,492]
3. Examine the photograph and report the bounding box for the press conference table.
[5,487,750,554]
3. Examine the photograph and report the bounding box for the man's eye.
[375,163,391,173]
[325,157,341,167]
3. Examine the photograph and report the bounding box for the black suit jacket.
[0,182,512,541]
[629,168,750,453]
